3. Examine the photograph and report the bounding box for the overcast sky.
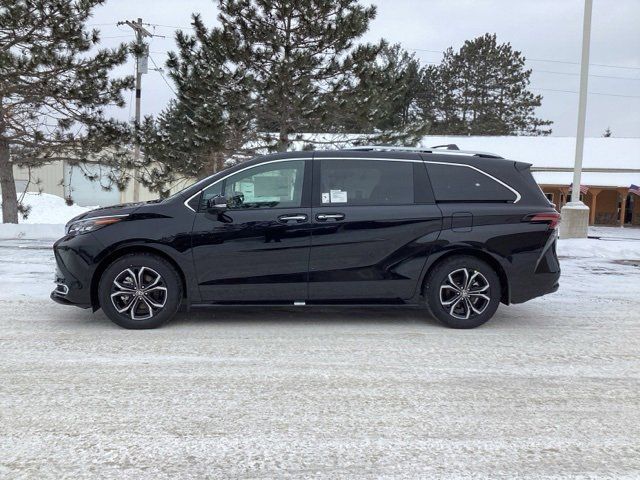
[90,0,640,138]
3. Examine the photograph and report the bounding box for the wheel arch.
[421,248,510,304]
[90,245,189,310]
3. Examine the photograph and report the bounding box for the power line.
[149,55,179,98]
[532,69,640,81]
[409,47,640,72]
[93,26,640,73]
[101,34,135,39]
[143,23,194,30]
[531,87,640,99]
[528,57,640,71]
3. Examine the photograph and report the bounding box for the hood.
[65,200,157,226]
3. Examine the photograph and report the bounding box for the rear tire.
[424,255,501,329]
[98,253,182,329]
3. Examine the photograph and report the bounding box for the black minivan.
[51,146,560,329]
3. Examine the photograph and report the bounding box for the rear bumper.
[509,234,561,304]
[510,272,560,304]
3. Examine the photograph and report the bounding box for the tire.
[424,255,501,329]
[98,253,182,329]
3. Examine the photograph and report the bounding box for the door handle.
[316,213,345,222]
[277,214,308,224]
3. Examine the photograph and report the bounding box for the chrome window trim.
[183,155,521,212]
[319,157,521,203]
[422,160,522,203]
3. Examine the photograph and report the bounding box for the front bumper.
[50,290,91,308]
[50,233,102,308]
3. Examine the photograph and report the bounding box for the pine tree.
[0,0,134,223]
[218,0,423,151]
[141,0,428,185]
[331,43,429,143]
[418,34,552,136]
[138,14,255,192]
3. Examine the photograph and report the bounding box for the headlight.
[66,215,128,236]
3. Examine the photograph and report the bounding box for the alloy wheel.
[110,267,168,320]
[439,268,491,320]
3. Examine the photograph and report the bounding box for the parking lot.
[1,229,640,478]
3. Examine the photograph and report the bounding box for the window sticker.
[322,192,331,203]
[330,189,347,203]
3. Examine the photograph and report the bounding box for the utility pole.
[560,0,592,239]
[117,18,153,202]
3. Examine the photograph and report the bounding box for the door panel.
[191,159,312,303]
[191,208,311,302]
[308,205,442,301]
[308,156,441,302]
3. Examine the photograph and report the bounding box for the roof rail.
[431,144,460,150]
[344,144,503,159]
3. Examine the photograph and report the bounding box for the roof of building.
[416,136,640,188]
[417,136,639,169]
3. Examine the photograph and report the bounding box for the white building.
[12,162,157,206]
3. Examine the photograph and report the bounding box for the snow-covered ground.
[0,227,639,478]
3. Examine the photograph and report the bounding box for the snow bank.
[0,223,64,240]
[556,226,640,260]
[15,192,96,224]
[558,237,640,260]
[0,193,97,239]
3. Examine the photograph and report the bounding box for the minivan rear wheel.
[98,253,182,329]
[424,256,500,329]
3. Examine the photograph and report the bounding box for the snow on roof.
[531,171,638,188]
[413,135,640,187]
[417,136,640,170]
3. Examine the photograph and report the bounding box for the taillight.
[523,212,561,230]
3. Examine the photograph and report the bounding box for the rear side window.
[318,160,415,206]
[426,163,516,202]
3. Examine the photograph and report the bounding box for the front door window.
[199,160,306,211]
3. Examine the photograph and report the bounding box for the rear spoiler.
[515,161,533,171]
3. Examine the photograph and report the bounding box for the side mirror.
[206,194,228,214]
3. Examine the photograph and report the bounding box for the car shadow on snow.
[172,306,441,328]
[50,300,524,331]
[69,304,445,329]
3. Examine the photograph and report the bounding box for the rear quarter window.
[426,163,517,202]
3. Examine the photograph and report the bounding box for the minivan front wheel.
[98,253,182,329]
[424,256,501,329]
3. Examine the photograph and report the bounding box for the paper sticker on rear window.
[330,190,347,203]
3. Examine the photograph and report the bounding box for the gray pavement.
[1,235,639,479]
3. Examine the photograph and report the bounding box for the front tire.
[424,256,501,329]
[98,253,182,329]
